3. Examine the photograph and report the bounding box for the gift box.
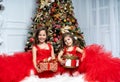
[63,55,79,68]
[38,60,58,73]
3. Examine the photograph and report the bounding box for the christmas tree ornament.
[53,2,57,7]
[40,0,51,8]
[50,0,55,3]
[71,18,75,23]
[63,19,66,22]
[53,33,56,37]
[54,37,58,42]
[29,37,34,43]
[51,7,55,12]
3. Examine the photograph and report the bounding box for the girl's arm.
[51,45,55,59]
[76,47,85,61]
[32,46,39,72]
[58,50,65,65]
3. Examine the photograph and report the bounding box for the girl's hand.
[52,56,56,60]
[48,57,55,61]
[60,60,65,65]
[43,58,48,62]
[35,66,40,73]
[81,56,85,62]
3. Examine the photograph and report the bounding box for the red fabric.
[63,46,81,57]
[0,44,120,82]
[71,59,76,67]
[35,43,52,62]
[0,52,33,82]
[0,43,56,82]
[79,44,120,82]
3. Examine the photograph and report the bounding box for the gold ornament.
[34,13,41,22]
[54,13,61,19]
[61,26,71,34]
[71,19,75,23]
[64,19,66,22]
[40,0,51,8]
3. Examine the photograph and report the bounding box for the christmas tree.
[25,0,85,53]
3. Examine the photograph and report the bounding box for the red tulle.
[79,44,120,82]
[0,52,33,82]
[0,44,120,82]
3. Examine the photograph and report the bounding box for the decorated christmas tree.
[25,0,85,53]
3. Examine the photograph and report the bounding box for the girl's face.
[64,35,73,47]
[38,30,47,43]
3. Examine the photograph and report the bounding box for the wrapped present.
[62,55,79,68]
[38,59,58,73]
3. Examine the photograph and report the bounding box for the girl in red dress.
[57,32,85,75]
[0,27,57,82]
[58,32,120,82]
[32,27,56,78]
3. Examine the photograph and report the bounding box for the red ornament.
[40,17,43,20]
[51,7,55,12]
[54,38,58,42]
[55,24,61,28]
[37,8,41,12]
[53,34,56,37]
[29,38,34,42]
[53,3,57,7]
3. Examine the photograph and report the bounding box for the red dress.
[33,44,57,78]
[35,44,52,62]
[63,46,82,57]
